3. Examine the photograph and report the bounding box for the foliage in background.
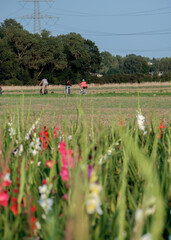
[0,19,171,85]
[0,19,101,85]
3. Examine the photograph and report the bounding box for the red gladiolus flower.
[53,127,59,139]
[40,126,50,150]
[119,119,124,127]
[10,203,18,216]
[6,168,10,173]
[0,190,9,207]
[159,123,165,129]
[12,188,19,194]
[31,217,37,230]
[11,197,18,203]
[31,205,37,213]
[45,160,57,168]
[158,122,165,139]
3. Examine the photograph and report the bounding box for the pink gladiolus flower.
[0,190,9,207]
[59,142,66,152]
[3,180,11,187]
[42,179,47,185]
[88,165,94,180]
[59,141,74,182]
[60,166,69,181]
[62,194,68,200]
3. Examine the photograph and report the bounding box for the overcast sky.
[1,0,171,59]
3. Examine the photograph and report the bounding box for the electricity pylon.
[19,0,58,34]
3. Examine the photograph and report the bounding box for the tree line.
[0,19,171,85]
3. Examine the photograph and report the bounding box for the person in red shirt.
[79,79,87,94]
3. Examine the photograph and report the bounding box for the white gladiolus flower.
[25,118,40,140]
[13,148,18,156]
[140,233,152,240]
[68,135,72,140]
[86,195,103,215]
[41,214,47,219]
[98,157,103,165]
[135,208,144,222]
[39,182,53,214]
[39,185,48,194]
[8,121,16,139]
[89,183,102,196]
[19,144,23,156]
[4,173,11,183]
[13,144,23,157]
[146,197,156,206]
[145,206,156,216]
[29,133,41,156]
[32,149,38,156]
[35,221,41,230]
[136,110,146,132]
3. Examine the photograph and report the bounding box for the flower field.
[0,101,170,240]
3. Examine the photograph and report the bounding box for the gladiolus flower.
[53,127,59,139]
[158,122,165,139]
[59,141,74,182]
[11,197,18,203]
[0,190,9,207]
[12,188,19,194]
[31,216,37,230]
[10,203,18,216]
[42,179,47,185]
[40,126,49,150]
[159,123,165,129]
[119,119,124,127]
[88,165,94,180]
[62,194,68,200]
[31,205,37,213]
[45,160,57,168]
[86,196,103,215]
[60,166,69,181]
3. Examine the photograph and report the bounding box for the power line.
[18,0,59,34]
[48,23,171,37]
[46,6,171,17]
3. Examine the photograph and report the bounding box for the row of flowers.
[0,108,170,240]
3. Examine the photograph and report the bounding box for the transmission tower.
[19,0,58,34]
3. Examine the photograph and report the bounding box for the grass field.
[0,82,171,128]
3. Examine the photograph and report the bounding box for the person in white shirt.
[39,78,48,94]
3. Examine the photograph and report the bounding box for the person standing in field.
[0,86,2,95]
[65,78,72,94]
[39,78,48,94]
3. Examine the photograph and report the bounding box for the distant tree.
[57,33,101,83]
[0,38,19,84]
[123,54,149,74]
[100,51,120,74]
